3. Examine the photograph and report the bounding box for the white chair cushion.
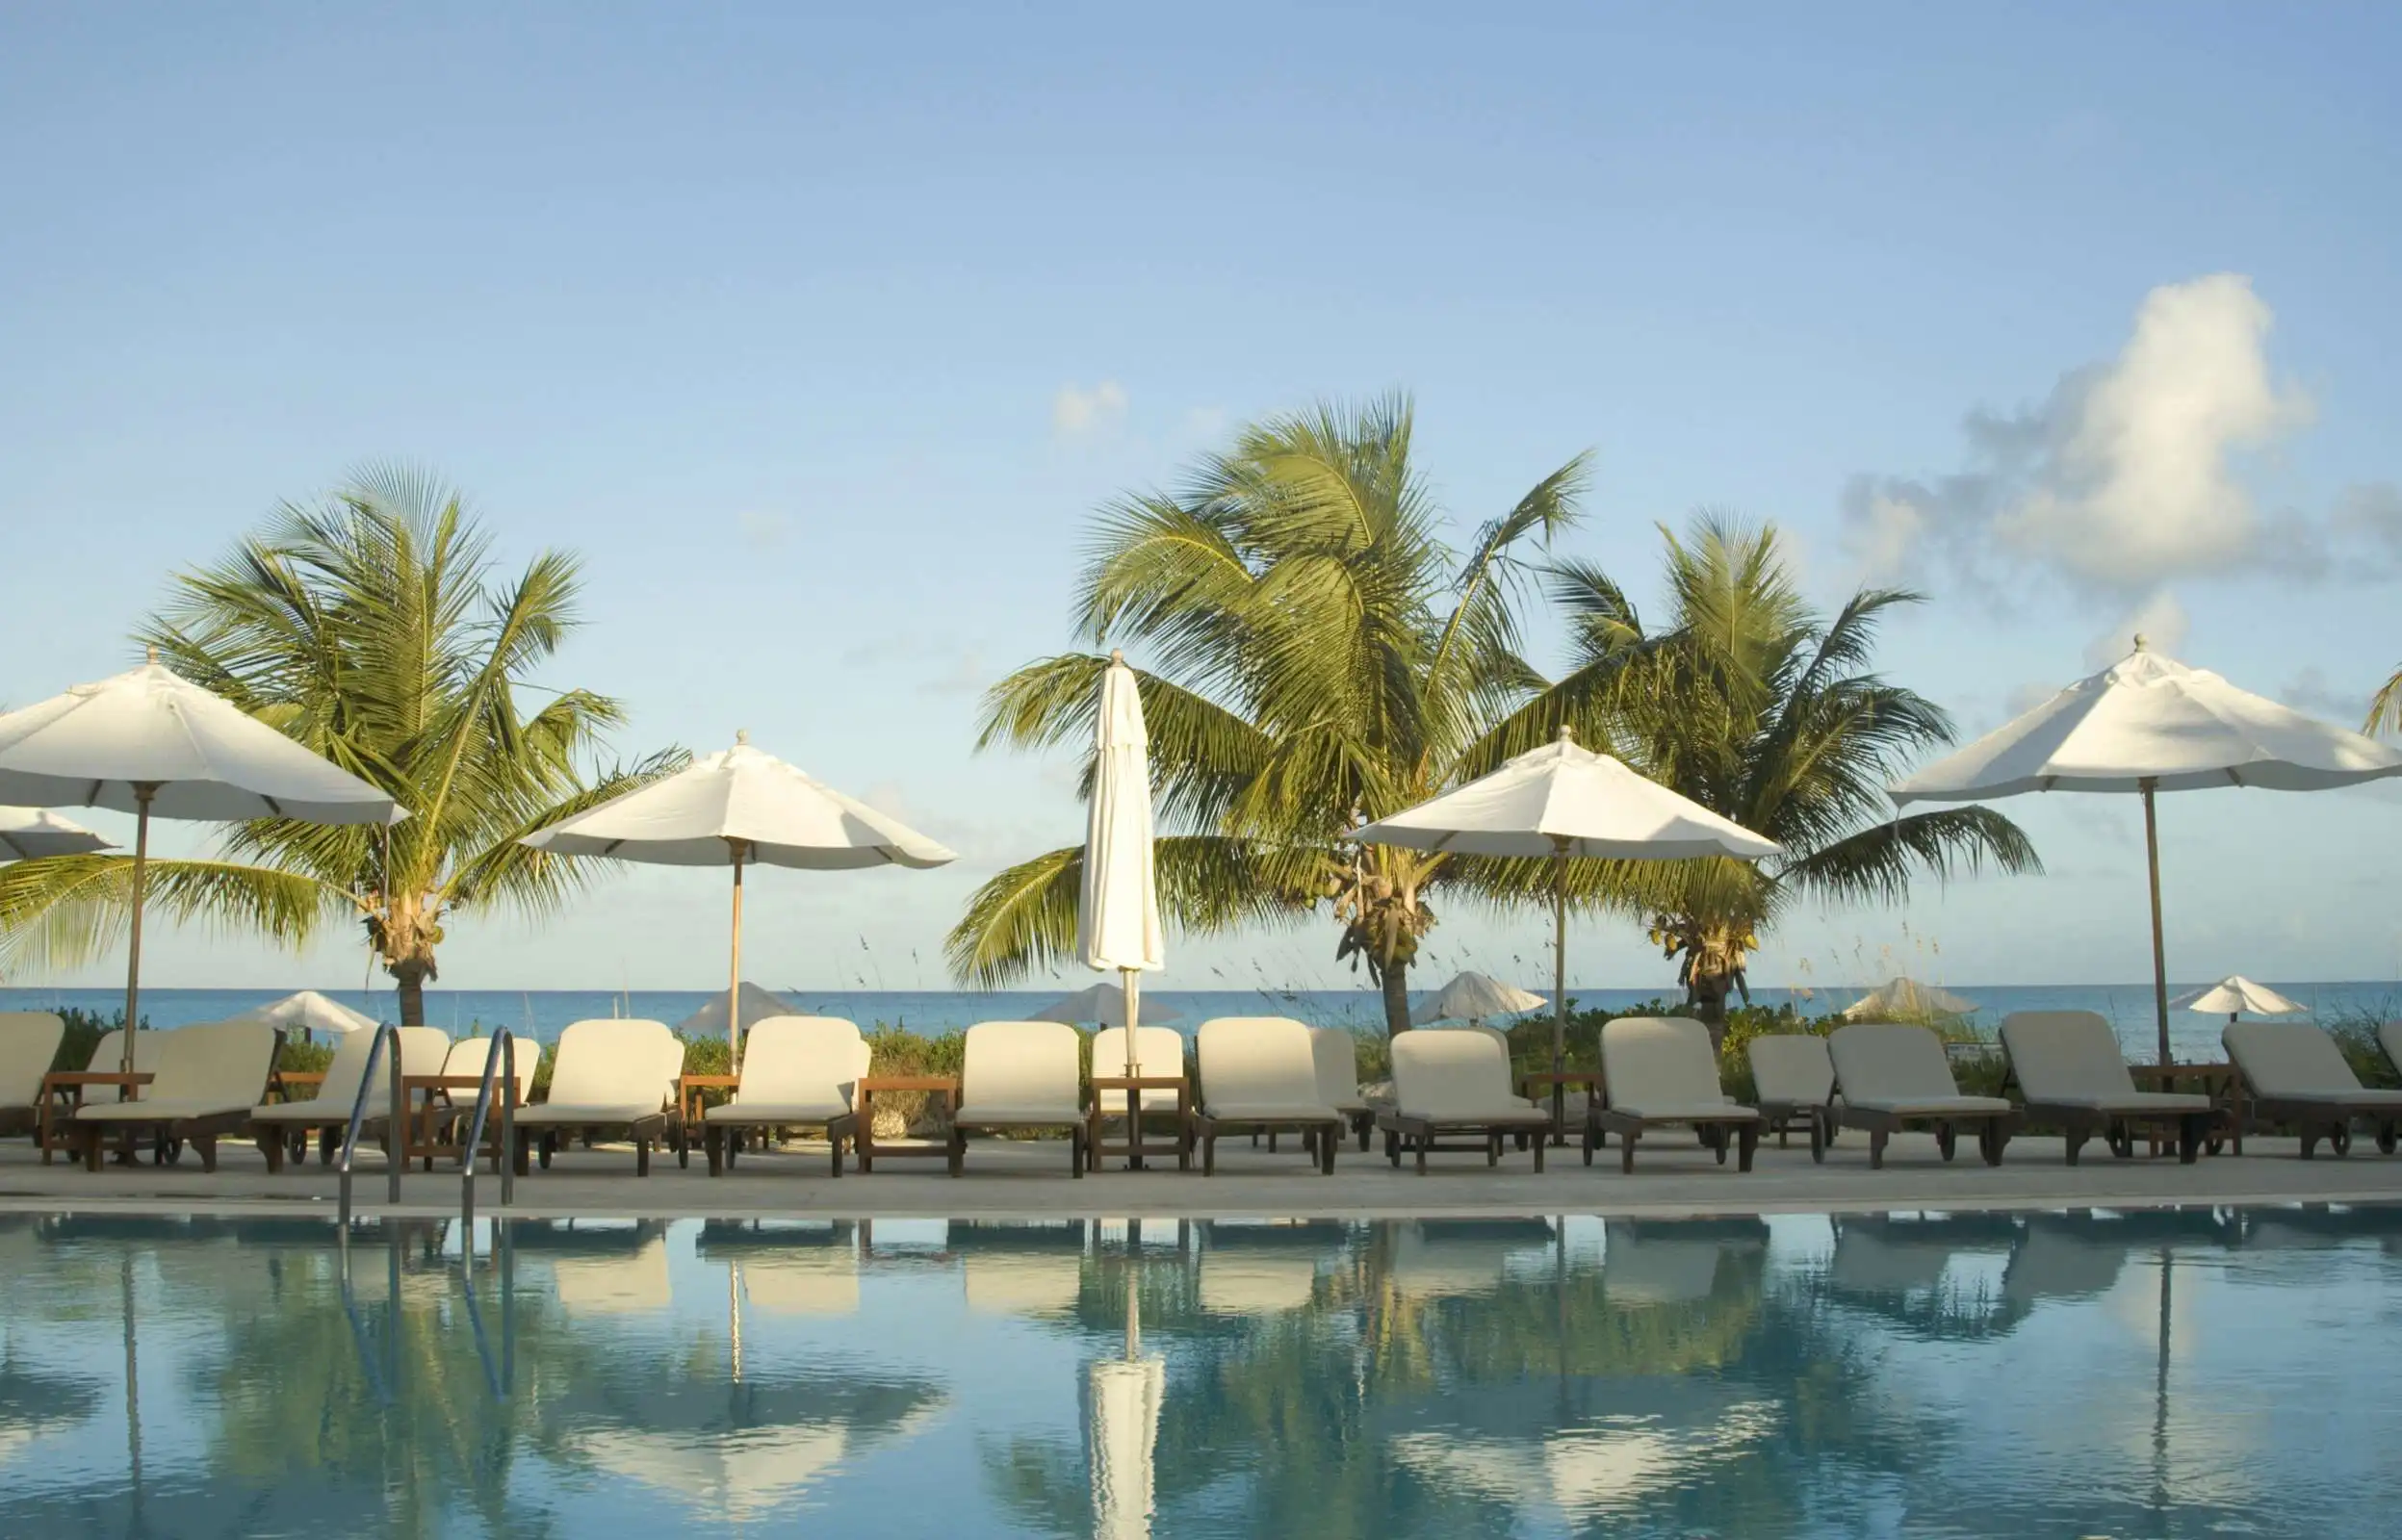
[734,1016,867,1113]
[1747,1035,1834,1106]
[0,1013,65,1106]
[1392,1030,1520,1120]
[1601,1017,1728,1112]
[1092,1024,1187,1111]
[2226,1022,2365,1098]
[544,1019,678,1109]
[1198,1017,1325,1117]
[1308,1027,1368,1111]
[961,1020,1083,1115]
[1829,1023,1970,1105]
[2000,1012,2137,1102]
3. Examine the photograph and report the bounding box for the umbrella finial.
[735,729,749,746]
[145,644,159,664]
[2132,632,2147,652]
[1557,722,1575,744]
[1110,648,1125,665]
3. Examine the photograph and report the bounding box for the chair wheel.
[2330,1126,2352,1156]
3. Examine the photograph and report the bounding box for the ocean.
[6,980,2398,1063]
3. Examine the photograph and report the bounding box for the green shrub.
[2327,1014,2402,1089]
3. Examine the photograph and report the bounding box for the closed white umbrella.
[1411,970,1547,1026]
[0,807,114,860]
[2173,975,2306,1025]
[1351,726,1780,1084]
[1891,639,2402,1063]
[0,655,405,1067]
[1080,653,1164,1077]
[1032,980,1182,1027]
[520,734,954,1064]
[1089,1272,1164,1540]
[231,989,380,1042]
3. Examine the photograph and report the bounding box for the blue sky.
[5,3,2400,997]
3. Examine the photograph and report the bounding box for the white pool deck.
[5,1128,2400,1221]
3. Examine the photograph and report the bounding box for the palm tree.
[946,397,1588,1036]
[1488,516,2037,1031]
[0,469,681,1024]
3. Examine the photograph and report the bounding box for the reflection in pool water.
[1,1208,2397,1536]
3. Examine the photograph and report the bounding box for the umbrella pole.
[1551,839,1568,1135]
[120,785,157,1076]
[1121,968,1140,1078]
[728,843,746,1070]
[2141,777,2170,1066]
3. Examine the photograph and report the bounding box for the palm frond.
[0,856,351,977]
[1776,807,2042,908]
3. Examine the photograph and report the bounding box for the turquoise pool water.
[0,1209,2395,1537]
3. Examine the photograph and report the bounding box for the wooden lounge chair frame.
[1826,1023,2019,1170]
[1196,1112,1340,1174]
[1584,1018,1761,1175]
[1378,1109,1548,1173]
[512,1112,669,1176]
[946,1021,1091,1178]
[2228,1022,2402,1159]
[1584,1106,1759,1174]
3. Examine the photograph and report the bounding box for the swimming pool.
[0,1208,2394,1537]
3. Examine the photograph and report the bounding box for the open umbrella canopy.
[1352,728,1781,861]
[1891,645,2402,801]
[521,735,953,1062]
[1079,653,1164,1076]
[0,659,409,824]
[1891,640,2402,1063]
[0,806,113,860]
[2172,976,2305,1017]
[1840,976,1977,1022]
[1032,980,1182,1027]
[1412,971,1548,1025]
[674,982,801,1039]
[521,736,954,870]
[230,989,380,1038]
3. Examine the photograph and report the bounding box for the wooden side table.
[1088,1075,1191,1171]
[400,1073,520,1170]
[854,1075,959,1172]
[1519,1070,1601,1148]
[2130,1063,2245,1155]
[39,1071,153,1165]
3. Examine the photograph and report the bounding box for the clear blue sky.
[5,3,2399,997]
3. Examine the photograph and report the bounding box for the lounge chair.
[1747,1034,1836,1155]
[1192,1016,1344,1174]
[946,1020,1088,1177]
[0,1013,65,1138]
[410,1035,542,1168]
[1586,1016,1760,1173]
[247,1026,451,1172]
[1825,1022,2018,1168]
[512,1018,680,1176]
[2225,1021,2402,1157]
[1378,1029,1552,1173]
[39,1027,168,1161]
[1307,1027,1376,1151]
[1089,1023,1193,1167]
[1999,1010,2217,1165]
[700,1015,866,1177]
[71,1021,281,1173]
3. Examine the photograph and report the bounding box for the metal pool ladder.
[335,1025,520,1227]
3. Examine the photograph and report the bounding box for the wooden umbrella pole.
[1552,840,1568,1076]
[728,842,747,1069]
[120,785,157,1075]
[1121,967,1140,1077]
[2141,778,2170,1066]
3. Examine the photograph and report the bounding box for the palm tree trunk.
[1381,958,1412,1039]
[392,961,429,1027]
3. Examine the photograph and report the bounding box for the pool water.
[1,1209,2396,1537]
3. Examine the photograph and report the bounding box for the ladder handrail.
[337,1022,406,1225]
[458,1028,519,1225]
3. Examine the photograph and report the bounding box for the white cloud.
[1052,380,1128,438]
[1176,405,1229,444]
[1845,274,2312,592]
[2278,665,2369,726]
[2081,588,2188,670]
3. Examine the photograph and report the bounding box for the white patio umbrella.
[0,655,405,1068]
[1411,970,1547,1026]
[1032,980,1183,1028]
[673,982,801,1040]
[519,733,954,1064]
[1839,976,1978,1022]
[1079,653,1164,1077]
[2172,975,2306,1026]
[0,806,114,860]
[231,989,380,1043]
[1891,639,2402,1064]
[1350,727,1780,1080]
[1089,1271,1165,1540]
